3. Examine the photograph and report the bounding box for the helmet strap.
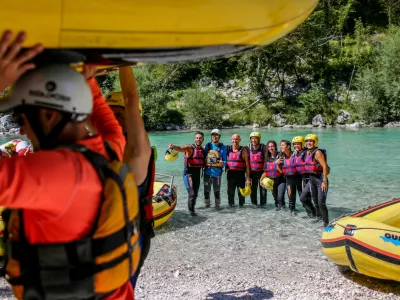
[24,108,72,150]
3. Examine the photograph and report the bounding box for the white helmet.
[0,64,92,121]
[211,129,221,136]
[15,141,29,152]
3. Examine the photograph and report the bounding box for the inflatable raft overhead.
[1,0,319,62]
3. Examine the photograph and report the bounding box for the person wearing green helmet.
[248,132,267,208]
[300,134,330,227]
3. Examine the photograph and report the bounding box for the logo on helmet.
[45,81,57,92]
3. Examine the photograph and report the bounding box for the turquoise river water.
[4,127,400,220]
[148,127,400,219]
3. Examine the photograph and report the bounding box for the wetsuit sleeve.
[0,151,88,214]
[88,77,126,160]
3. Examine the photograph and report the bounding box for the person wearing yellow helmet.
[226,134,251,208]
[276,140,300,215]
[248,132,267,208]
[291,136,314,217]
[300,133,330,227]
[106,66,154,288]
[169,131,205,216]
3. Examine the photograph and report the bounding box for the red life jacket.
[282,154,297,176]
[304,148,325,175]
[249,143,264,172]
[264,156,282,178]
[227,146,246,171]
[293,150,306,174]
[185,144,205,168]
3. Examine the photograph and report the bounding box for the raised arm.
[119,66,151,185]
[87,77,126,160]
[168,144,193,157]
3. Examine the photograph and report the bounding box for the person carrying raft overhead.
[105,66,154,288]
[203,129,227,209]
[300,134,330,227]
[169,131,205,216]
[226,134,251,208]
[248,132,267,208]
[0,31,139,300]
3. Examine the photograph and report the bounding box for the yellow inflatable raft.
[1,0,318,62]
[153,174,177,228]
[322,198,400,282]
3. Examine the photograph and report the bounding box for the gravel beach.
[1,203,399,300]
[135,203,400,300]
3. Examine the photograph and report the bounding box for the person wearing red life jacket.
[226,134,250,207]
[260,140,286,210]
[300,134,330,227]
[169,131,205,216]
[277,140,300,215]
[248,132,267,208]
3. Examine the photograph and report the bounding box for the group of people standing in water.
[169,130,330,227]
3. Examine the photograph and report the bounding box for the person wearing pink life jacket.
[300,134,330,227]
[260,140,286,210]
[169,131,205,216]
[277,140,300,215]
[248,132,267,208]
[291,136,314,217]
[226,134,250,207]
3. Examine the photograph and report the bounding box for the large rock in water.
[336,109,351,124]
[312,114,325,126]
[0,114,18,134]
[272,114,287,127]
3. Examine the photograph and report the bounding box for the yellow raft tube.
[152,173,177,228]
[1,0,319,63]
[322,198,400,282]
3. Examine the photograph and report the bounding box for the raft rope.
[332,221,400,234]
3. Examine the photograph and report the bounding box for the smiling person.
[226,134,251,208]
[277,140,299,215]
[203,129,227,209]
[300,134,330,227]
[261,140,286,210]
[169,131,205,216]
[248,132,267,208]
[0,31,138,299]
